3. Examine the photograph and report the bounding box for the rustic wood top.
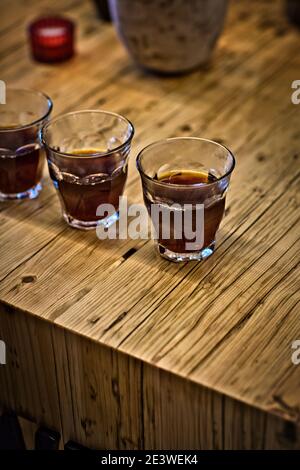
[1,0,299,425]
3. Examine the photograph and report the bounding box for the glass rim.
[136,137,236,188]
[41,109,135,159]
[0,88,53,133]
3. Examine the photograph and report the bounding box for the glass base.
[0,182,42,201]
[157,241,216,262]
[63,210,119,230]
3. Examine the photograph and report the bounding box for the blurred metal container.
[93,0,111,22]
[286,0,300,26]
[109,0,228,74]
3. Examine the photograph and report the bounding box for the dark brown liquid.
[0,125,44,195]
[146,170,225,253]
[50,148,127,222]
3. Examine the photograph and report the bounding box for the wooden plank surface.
[0,0,300,431]
[1,305,299,450]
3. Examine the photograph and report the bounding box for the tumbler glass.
[136,137,235,262]
[42,110,134,229]
[0,88,53,200]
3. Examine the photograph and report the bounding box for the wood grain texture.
[1,305,300,450]
[0,0,300,449]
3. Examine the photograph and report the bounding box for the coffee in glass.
[42,110,134,229]
[0,89,53,200]
[136,137,235,262]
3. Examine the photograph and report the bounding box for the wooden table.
[0,0,300,450]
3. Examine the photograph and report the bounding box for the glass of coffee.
[136,137,235,262]
[42,110,134,229]
[0,88,53,200]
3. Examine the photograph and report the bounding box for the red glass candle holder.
[29,17,75,63]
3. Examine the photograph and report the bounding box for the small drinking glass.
[136,137,235,262]
[0,88,53,200]
[42,110,134,229]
